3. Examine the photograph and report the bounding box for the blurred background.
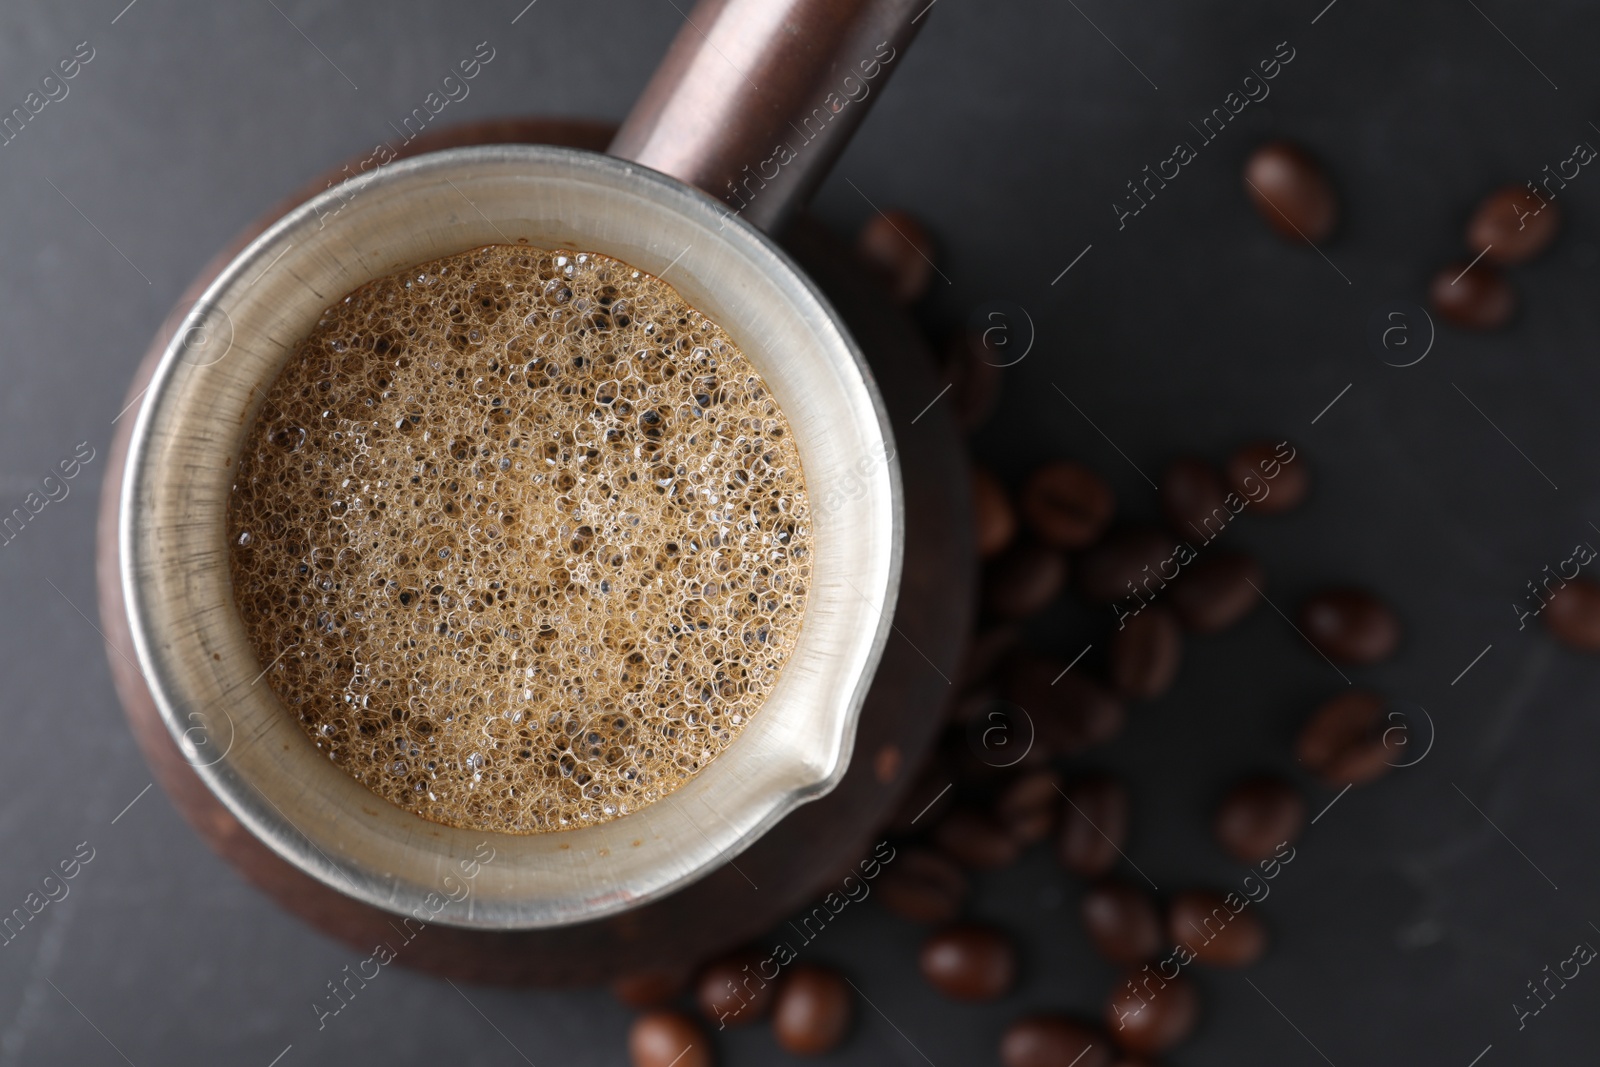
[3,0,1600,1063]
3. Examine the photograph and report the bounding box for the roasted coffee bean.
[1298,587,1400,664]
[985,544,1068,619]
[947,331,1003,432]
[958,624,1022,691]
[1022,461,1115,550]
[1243,140,1337,243]
[1168,890,1267,967]
[1161,458,1229,538]
[936,807,1022,869]
[1214,776,1305,864]
[1058,775,1129,878]
[611,969,687,1009]
[857,209,935,304]
[995,770,1062,845]
[973,465,1018,559]
[920,924,1018,1001]
[1296,690,1394,786]
[1110,605,1182,699]
[877,847,968,923]
[695,949,777,1027]
[1226,440,1308,514]
[630,1011,711,1067]
[1105,969,1198,1055]
[772,965,853,1056]
[1468,184,1561,266]
[1082,881,1164,966]
[1170,553,1262,634]
[1001,1016,1111,1067]
[1080,528,1180,605]
[1543,578,1600,651]
[1006,657,1125,758]
[1430,260,1514,331]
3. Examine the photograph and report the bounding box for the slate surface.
[1,0,1597,1063]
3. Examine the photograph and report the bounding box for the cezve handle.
[610,0,928,233]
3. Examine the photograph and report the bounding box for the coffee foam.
[227,244,812,834]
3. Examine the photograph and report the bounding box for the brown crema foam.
[227,244,812,834]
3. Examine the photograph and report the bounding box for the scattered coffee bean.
[920,924,1018,1001]
[629,1011,711,1067]
[856,209,935,304]
[1214,776,1305,864]
[1022,461,1116,550]
[995,770,1062,845]
[1105,968,1198,1055]
[772,965,853,1056]
[936,807,1023,869]
[1006,658,1126,757]
[1168,890,1266,967]
[695,949,776,1027]
[1430,260,1515,331]
[1082,881,1164,966]
[973,465,1018,559]
[1295,690,1394,786]
[877,847,969,923]
[1170,553,1262,634]
[1161,458,1229,538]
[1467,184,1561,266]
[1298,587,1400,664]
[985,543,1068,619]
[611,969,686,1009]
[1001,1016,1111,1067]
[1080,528,1180,605]
[947,331,1003,432]
[602,165,1497,1063]
[1243,140,1337,243]
[1542,578,1600,651]
[1226,440,1308,514]
[1110,605,1182,699]
[1058,774,1129,879]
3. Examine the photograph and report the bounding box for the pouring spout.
[609,0,928,234]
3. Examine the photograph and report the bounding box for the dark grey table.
[3,0,1598,1063]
